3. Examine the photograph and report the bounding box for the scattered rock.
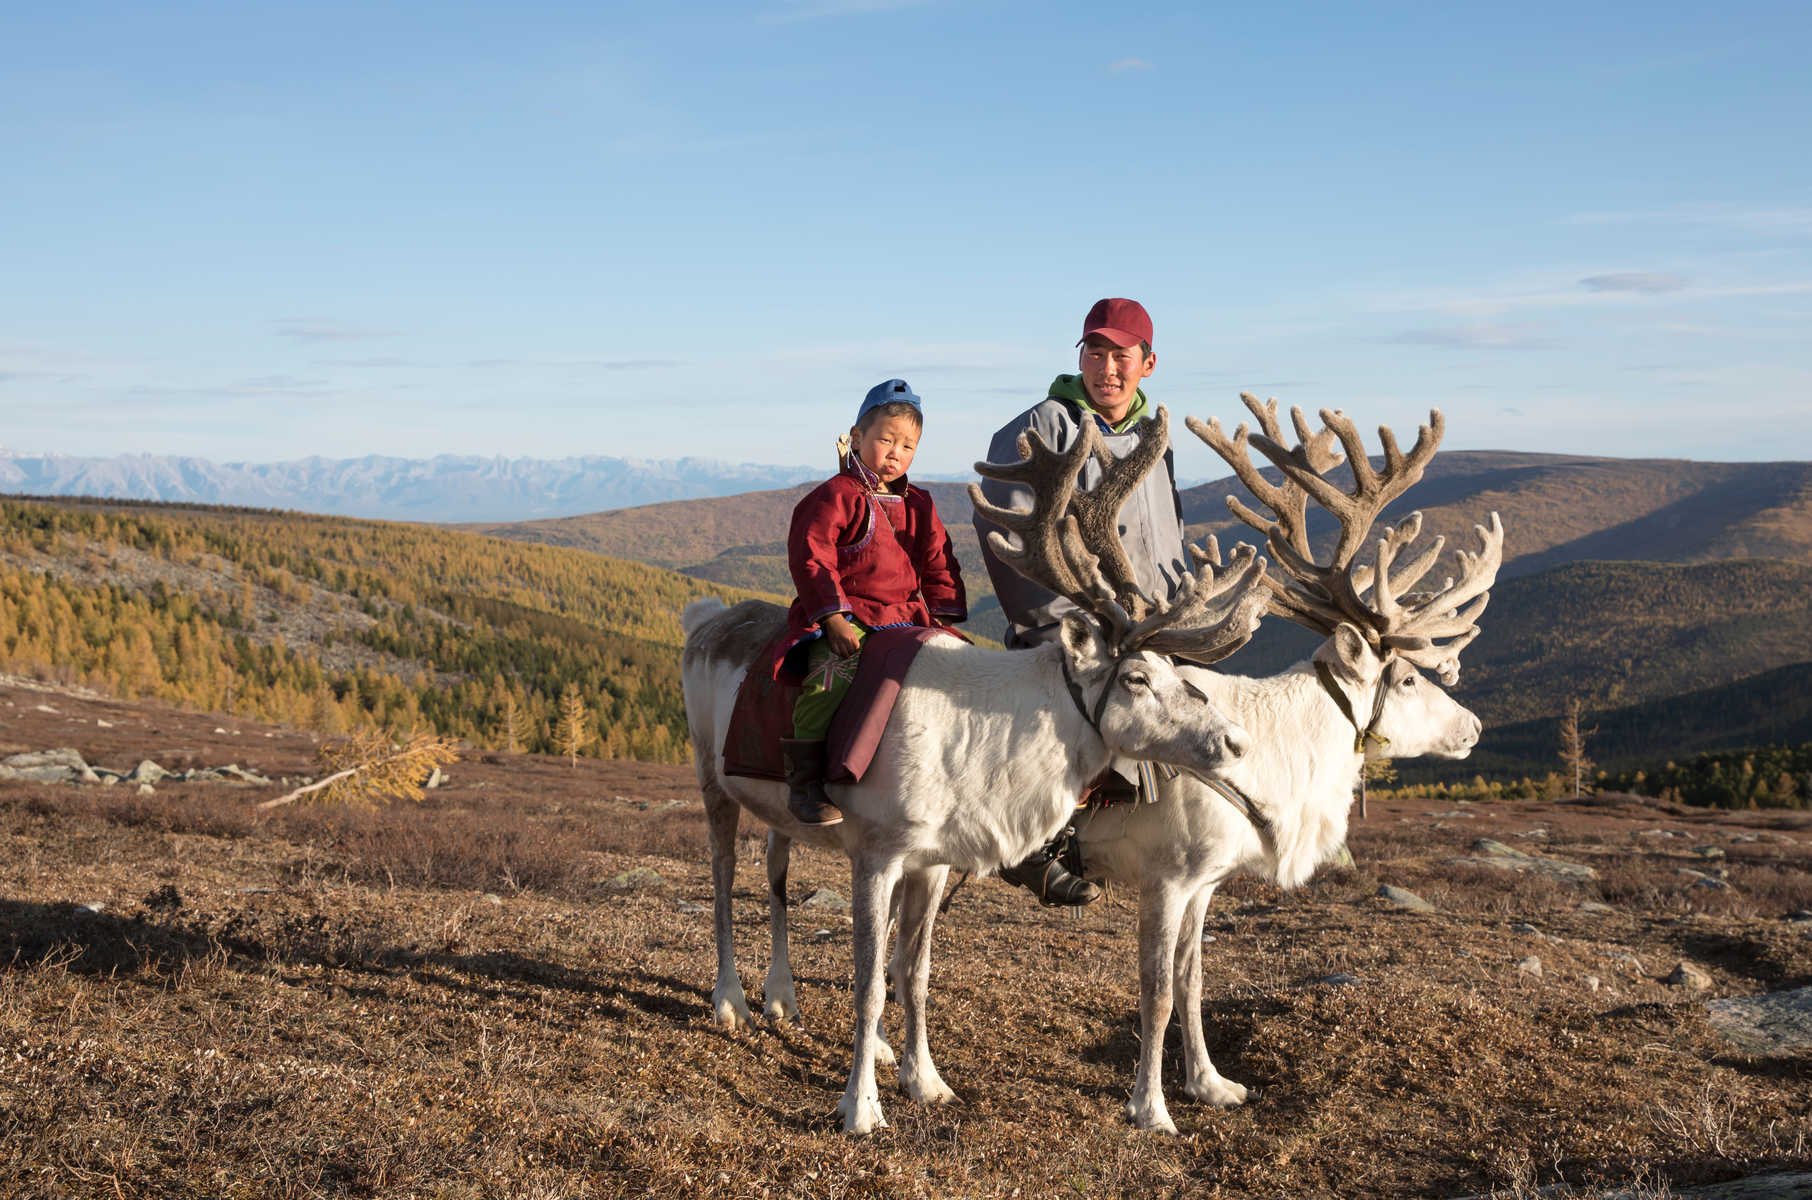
[1584,975,1601,992]
[674,900,706,915]
[1664,961,1713,991]
[1694,845,1727,859]
[1449,839,1597,883]
[425,766,443,790]
[74,902,105,915]
[1516,956,1543,978]
[137,784,155,797]
[1378,885,1435,912]
[801,887,850,911]
[128,760,167,784]
[1317,973,1360,987]
[605,868,664,890]
[1578,901,1616,915]
[481,893,503,906]
[1706,987,1812,1056]
[95,719,113,728]
[1677,868,1733,890]
[1510,922,1539,934]
[1784,910,1812,923]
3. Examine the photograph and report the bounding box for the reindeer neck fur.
[873,637,1113,875]
[1079,661,1362,893]
[1199,663,1366,887]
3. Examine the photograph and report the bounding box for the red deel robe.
[777,459,967,677]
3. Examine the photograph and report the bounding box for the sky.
[3,0,1809,481]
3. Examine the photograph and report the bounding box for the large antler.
[1355,510,1504,684]
[1188,393,1503,681]
[972,406,1269,666]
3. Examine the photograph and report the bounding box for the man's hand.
[821,613,862,657]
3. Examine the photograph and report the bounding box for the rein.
[1313,658,1393,754]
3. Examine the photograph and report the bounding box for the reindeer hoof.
[875,1038,896,1068]
[711,994,755,1031]
[762,995,799,1024]
[838,1094,888,1135]
[1186,1075,1248,1107]
[1126,1097,1179,1135]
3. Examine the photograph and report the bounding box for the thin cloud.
[1565,203,1812,235]
[1580,272,1687,294]
[762,0,928,21]
[316,357,417,368]
[1108,58,1153,72]
[1386,325,1553,351]
[0,370,82,384]
[273,319,400,342]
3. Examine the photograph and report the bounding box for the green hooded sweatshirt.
[1047,374,1151,433]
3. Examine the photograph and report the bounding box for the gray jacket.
[975,395,1188,648]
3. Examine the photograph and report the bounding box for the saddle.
[722,626,966,784]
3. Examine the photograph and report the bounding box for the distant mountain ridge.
[0,450,823,522]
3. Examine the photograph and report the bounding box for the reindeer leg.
[839,854,902,1135]
[703,781,754,1030]
[762,828,800,1024]
[1175,882,1246,1107]
[1127,882,1185,1133]
[893,865,955,1106]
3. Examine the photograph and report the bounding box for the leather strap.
[1314,658,1393,754]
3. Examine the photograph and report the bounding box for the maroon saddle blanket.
[722,625,966,784]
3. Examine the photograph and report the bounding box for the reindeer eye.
[1400,672,1416,688]
[1122,672,1150,691]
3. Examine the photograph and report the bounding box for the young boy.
[779,378,967,826]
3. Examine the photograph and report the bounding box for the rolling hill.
[470,450,1812,773]
[0,494,780,763]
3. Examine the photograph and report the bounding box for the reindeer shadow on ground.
[0,894,707,1028]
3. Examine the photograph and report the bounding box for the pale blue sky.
[4,0,1809,479]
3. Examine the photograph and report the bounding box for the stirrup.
[789,794,843,827]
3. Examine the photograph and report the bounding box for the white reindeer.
[1070,396,1507,1132]
[681,409,1272,1135]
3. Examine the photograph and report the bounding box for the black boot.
[780,737,843,827]
[998,830,1100,907]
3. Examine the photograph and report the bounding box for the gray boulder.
[1448,838,1598,883]
[127,760,167,784]
[1378,885,1435,912]
[1664,961,1713,991]
[1706,986,1812,1056]
[5,748,90,771]
[801,887,851,911]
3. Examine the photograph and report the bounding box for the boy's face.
[851,413,920,485]
[1077,334,1155,422]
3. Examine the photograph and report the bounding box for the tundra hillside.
[0,495,778,764]
[1,679,1808,1197]
[474,450,1812,779]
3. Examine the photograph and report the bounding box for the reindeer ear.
[1058,611,1112,675]
[1314,622,1375,683]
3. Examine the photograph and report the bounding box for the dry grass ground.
[2,680,1809,1198]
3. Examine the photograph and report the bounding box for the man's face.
[1077,335,1154,421]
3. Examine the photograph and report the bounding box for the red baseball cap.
[1077,297,1153,349]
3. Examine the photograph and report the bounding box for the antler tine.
[1379,512,1505,685]
[1350,512,1446,624]
[1068,407,1172,621]
[1124,541,1271,665]
[1315,408,1444,569]
[970,419,1134,640]
[971,425,1094,599]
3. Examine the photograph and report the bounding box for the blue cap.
[857,378,921,423]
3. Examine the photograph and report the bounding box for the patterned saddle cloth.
[722,625,965,783]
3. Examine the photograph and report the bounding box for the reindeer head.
[1191,394,1505,760]
[970,407,1269,776]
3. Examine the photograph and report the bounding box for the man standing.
[974,298,1190,906]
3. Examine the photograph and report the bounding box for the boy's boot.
[998,829,1099,907]
[781,738,843,827]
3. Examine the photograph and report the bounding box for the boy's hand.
[822,614,862,657]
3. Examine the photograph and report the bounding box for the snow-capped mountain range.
[0,449,824,523]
